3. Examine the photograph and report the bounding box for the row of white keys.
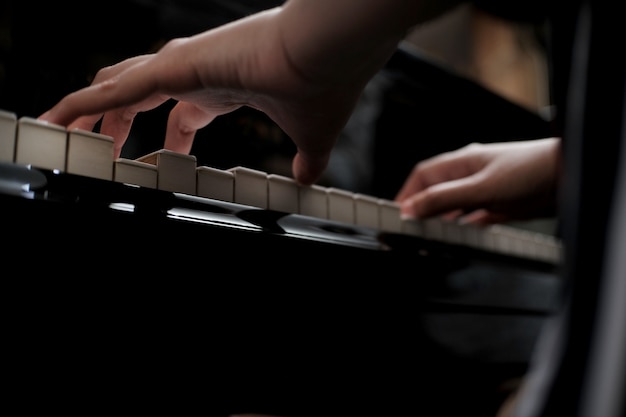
[3,115,115,180]
[1,114,274,205]
[486,224,563,263]
[0,112,195,192]
[174,161,565,263]
[400,215,563,263]
[218,166,414,236]
[0,112,191,192]
[221,165,564,265]
[0,112,168,190]
[0,110,402,236]
[0,109,562,264]
[0,110,400,233]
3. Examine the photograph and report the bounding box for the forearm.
[278,0,463,84]
[179,0,463,100]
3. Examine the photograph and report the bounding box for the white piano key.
[544,237,563,264]
[506,228,529,258]
[267,173,299,213]
[114,158,158,189]
[533,233,562,263]
[485,224,505,253]
[490,224,542,260]
[401,217,424,237]
[524,229,563,264]
[379,199,402,233]
[228,166,268,208]
[0,109,17,162]
[66,128,114,180]
[196,166,234,202]
[459,222,488,249]
[522,231,542,260]
[354,193,380,229]
[422,217,445,241]
[137,149,197,194]
[298,183,328,218]
[479,224,500,253]
[441,220,464,245]
[327,187,355,224]
[15,116,67,171]
[513,228,539,259]
[488,224,523,257]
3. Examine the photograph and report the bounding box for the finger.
[67,114,106,132]
[394,152,475,203]
[69,57,155,133]
[39,109,102,133]
[457,209,510,225]
[292,151,330,185]
[38,56,153,127]
[440,208,466,222]
[99,109,137,159]
[39,57,160,128]
[394,164,429,202]
[399,175,485,219]
[98,93,171,158]
[163,101,229,154]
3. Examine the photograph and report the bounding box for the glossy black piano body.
[2,161,562,416]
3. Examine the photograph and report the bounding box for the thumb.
[291,151,330,185]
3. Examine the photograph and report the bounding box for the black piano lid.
[0,160,566,417]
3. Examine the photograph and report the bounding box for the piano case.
[2,161,562,416]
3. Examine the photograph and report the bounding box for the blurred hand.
[395,137,561,224]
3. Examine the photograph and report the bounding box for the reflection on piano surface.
[1,108,564,416]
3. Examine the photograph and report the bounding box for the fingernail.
[400,212,416,221]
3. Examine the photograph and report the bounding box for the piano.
[1,108,564,416]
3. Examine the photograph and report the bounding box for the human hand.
[39,7,348,185]
[395,138,561,224]
[37,0,432,185]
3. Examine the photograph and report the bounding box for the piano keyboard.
[0,109,562,265]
